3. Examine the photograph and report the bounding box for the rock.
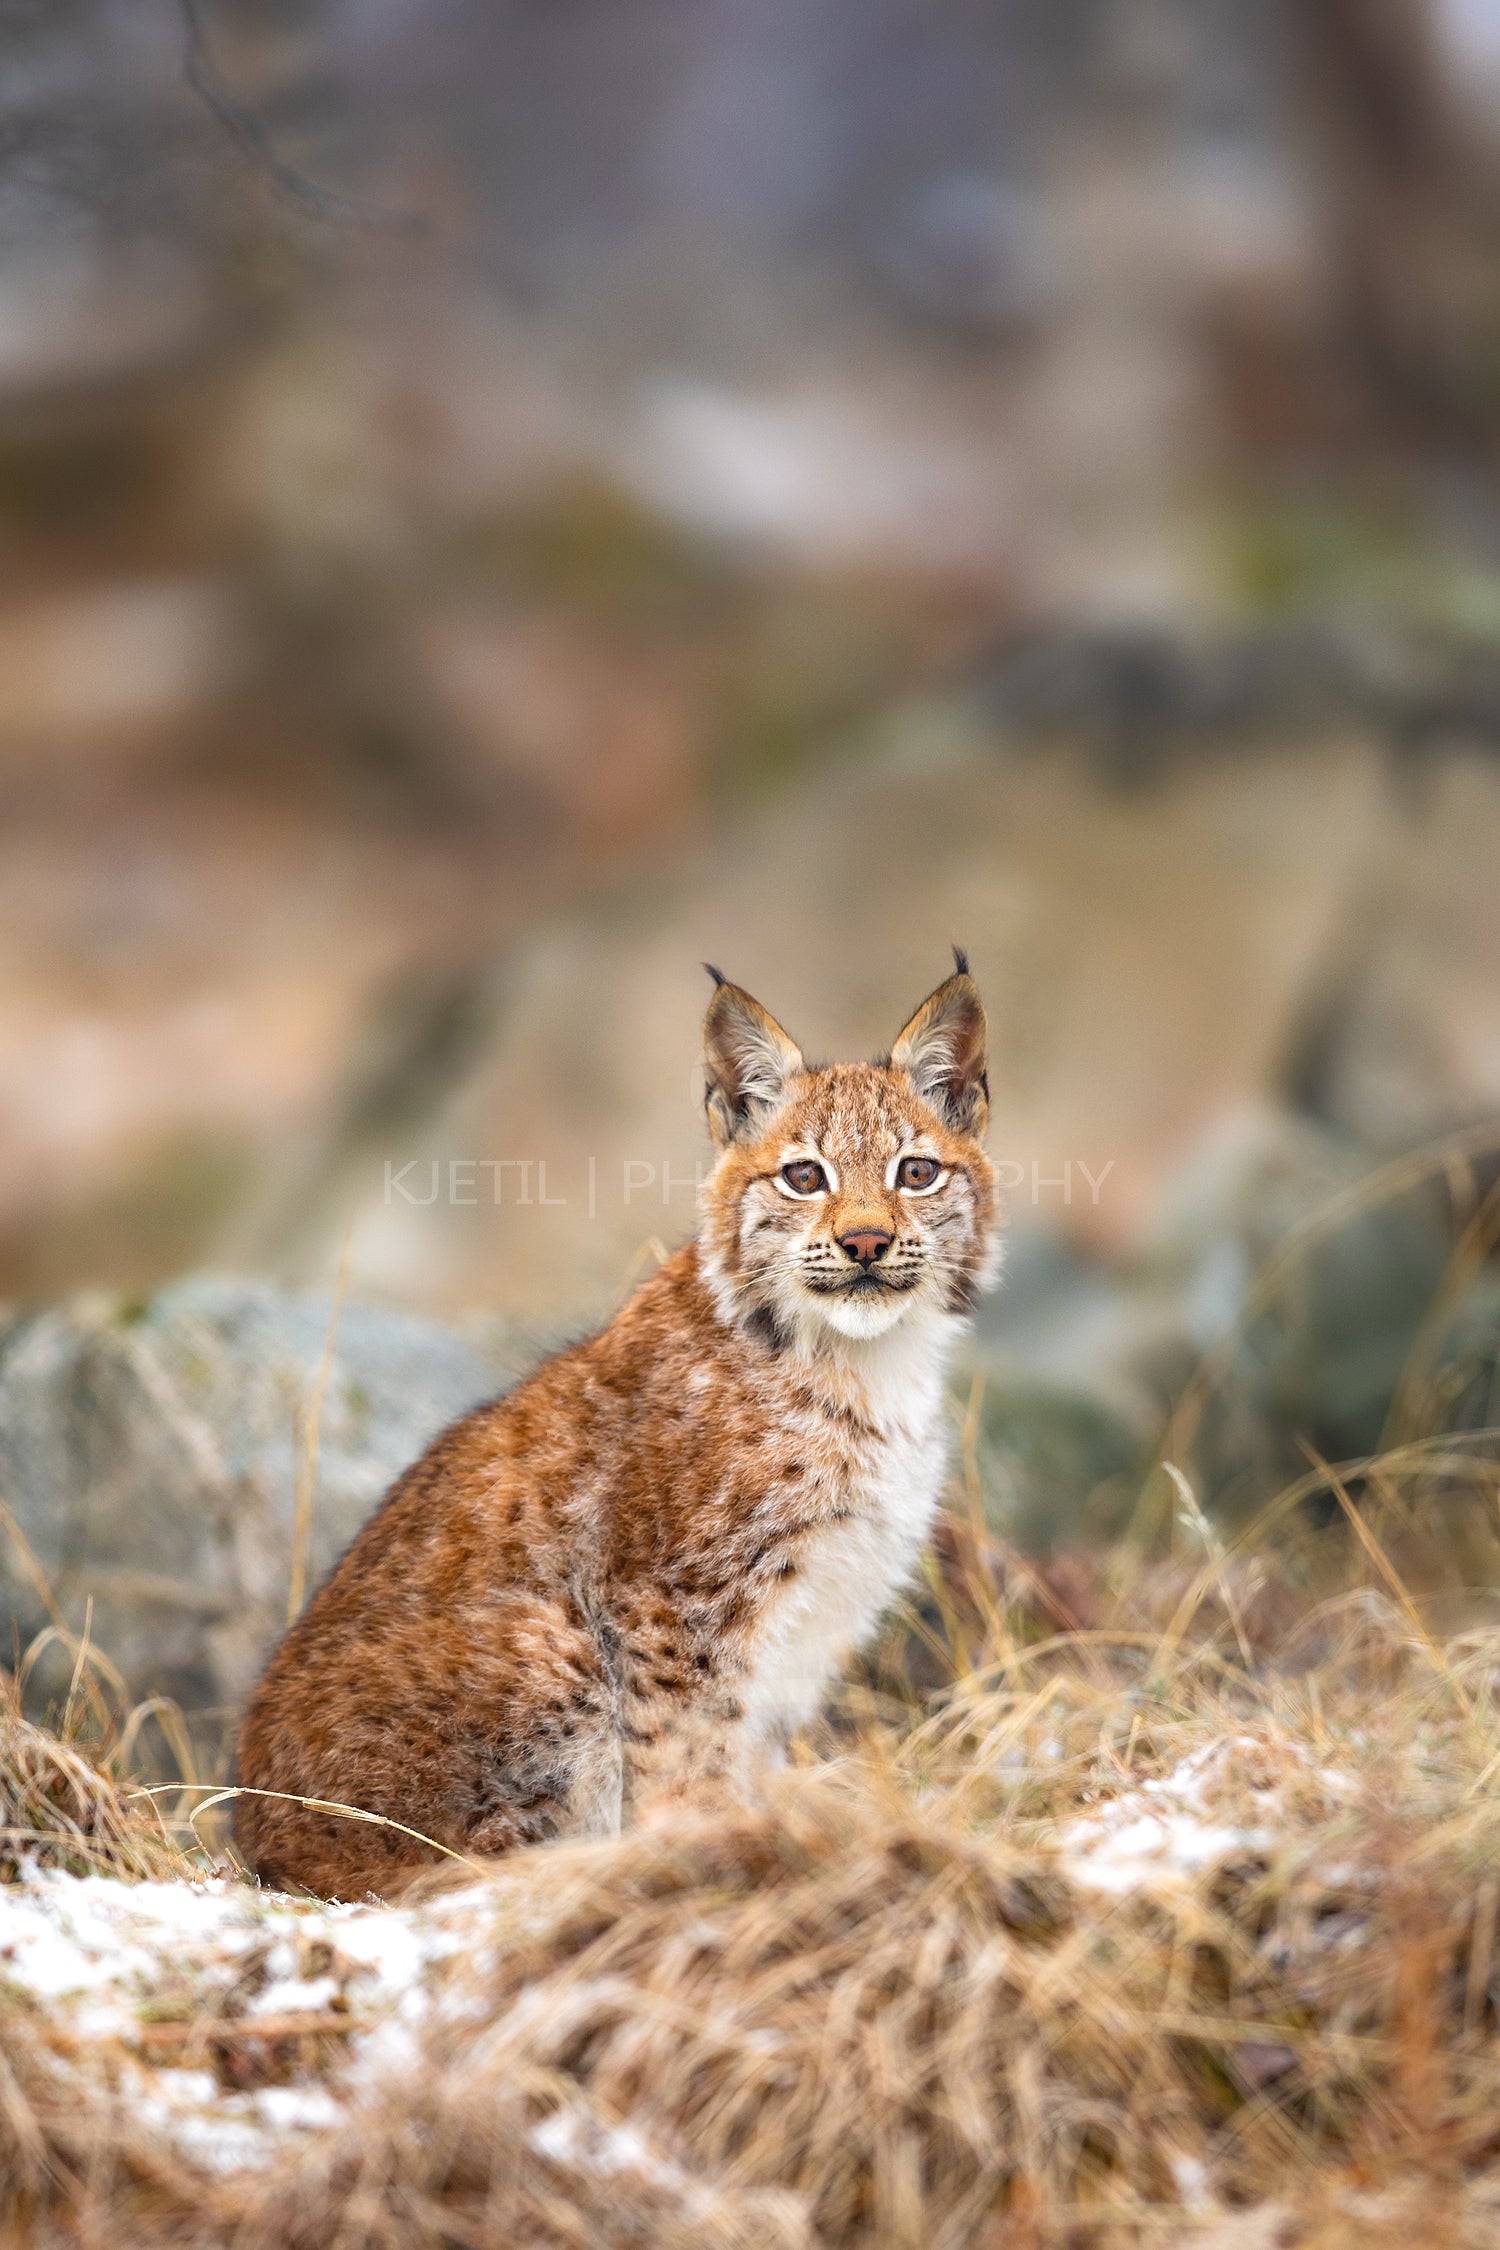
[969,1224,1190,1422]
[1294,750,1500,1141]
[969,1106,1477,1542]
[963,1227,1168,1547]
[969,1371,1148,1555]
[348,722,1387,1318]
[977,622,1358,776]
[0,1277,540,1744]
[1146,1111,1458,1521]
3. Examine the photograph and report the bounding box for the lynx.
[235,955,1001,1897]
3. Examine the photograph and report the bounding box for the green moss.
[1222,491,1420,616]
[449,475,732,624]
[1219,485,1500,653]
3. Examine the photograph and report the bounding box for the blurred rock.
[1433,1270,1500,1443]
[874,176,1059,338]
[978,619,1500,771]
[969,1225,1190,1422]
[978,623,1356,776]
[1148,1111,1458,1519]
[1294,751,1500,1141]
[967,1105,1482,1544]
[0,577,246,755]
[349,722,1385,1314]
[968,1370,1147,1554]
[0,1278,539,1741]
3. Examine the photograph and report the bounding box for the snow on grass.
[0,1860,499,2172]
[0,1729,1365,2181]
[1057,1734,1351,1894]
[529,2102,704,2199]
[0,1715,1387,2207]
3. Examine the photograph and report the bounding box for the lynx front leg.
[620,1691,758,1820]
[609,1623,754,1820]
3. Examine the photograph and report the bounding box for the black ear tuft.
[703,962,728,988]
[951,944,970,977]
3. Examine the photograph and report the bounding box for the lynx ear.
[890,953,989,1138]
[702,969,805,1147]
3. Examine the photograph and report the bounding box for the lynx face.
[698,958,1001,1345]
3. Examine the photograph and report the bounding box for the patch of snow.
[132,2068,278,2175]
[533,2106,657,2176]
[1058,1736,1341,1896]
[253,2083,345,2134]
[247,1973,340,2016]
[0,1861,507,2177]
[531,2102,704,2205]
[1064,1807,1264,1894]
[1169,2151,1214,2212]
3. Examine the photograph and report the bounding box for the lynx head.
[697,952,1002,1345]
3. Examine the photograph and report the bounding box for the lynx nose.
[839,1228,892,1271]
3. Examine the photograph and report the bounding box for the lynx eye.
[897,1155,942,1190]
[780,1159,827,1196]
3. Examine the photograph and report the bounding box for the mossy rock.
[0,1278,542,1746]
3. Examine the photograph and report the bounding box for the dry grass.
[7,1541,1500,2249]
[0,1706,179,1889]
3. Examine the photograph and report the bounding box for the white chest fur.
[741,1318,956,1738]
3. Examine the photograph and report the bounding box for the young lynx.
[235,955,1001,1897]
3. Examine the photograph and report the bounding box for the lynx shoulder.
[234,956,1002,1897]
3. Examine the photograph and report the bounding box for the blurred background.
[4,0,1500,1744]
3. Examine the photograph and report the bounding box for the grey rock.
[1291,752,1500,1142]
[962,1232,1167,1540]
[967,1370,1147,1555]
[969,1224,1190,1423]
[876,176,1060,337]
[966,1110,1476,1544]
[1147,1113,1459,1521]
[0,1277,541,1743]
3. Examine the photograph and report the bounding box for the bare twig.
[179,0,428,237]
[134,2011,366,2046]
